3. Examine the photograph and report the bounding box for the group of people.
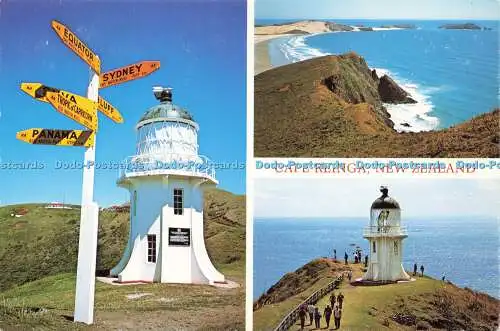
[298,292,345,330]
[413,263,425,277]
[334,248,367,267]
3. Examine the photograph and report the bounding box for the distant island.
[380,24,417,29]
[439,23,482,30]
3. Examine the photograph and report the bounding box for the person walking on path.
[307,303,315,325]
[420,265,425,277]
[333,249,337,260]
[413,263,418,276]
[334,305,342,329]
[344,252,348,265]
[314,307,322,329]
[347,270,352,282]
[324,305,332,328]
[330,292,336,308]
[338,292,345,309]
[299,305,307,330]
[364,255,368,267]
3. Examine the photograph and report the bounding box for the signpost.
[16,128,94,147]
[17,19,160,325]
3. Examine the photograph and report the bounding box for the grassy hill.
[254,54,499,157]
[0,188,245,330]
[253,259,499,331]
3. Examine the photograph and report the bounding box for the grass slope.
[254,54,499,157]
[0,188,245,330]
[253,258,348,331]
[254,260,499,331]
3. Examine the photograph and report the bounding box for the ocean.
[253,217,499,300]
[256,19,498,132]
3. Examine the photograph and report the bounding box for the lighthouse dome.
[137,87,195,127]
[138,102,194,123]
[371,186,400,209]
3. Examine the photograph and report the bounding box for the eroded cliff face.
[254,53,499,157]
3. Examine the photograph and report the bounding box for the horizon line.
[255,17,500,21]
[254,215,498,220]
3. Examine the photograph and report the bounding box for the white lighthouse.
[110,87,225,285]
[362,186,411,283]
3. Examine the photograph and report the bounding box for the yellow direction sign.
[21,83,123,124]
[21,83,95,109]
[17,128,95,147]
[99,61,160,88]
[46,91,98,131]
[98,96,123,123]
[20,82,58,102]
[51,20,101,74]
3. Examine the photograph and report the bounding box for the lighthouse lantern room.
[110,87,225,285]
[362,186,411,283]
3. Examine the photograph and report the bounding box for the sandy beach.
[254,21,344,75]
[254,34,291,75]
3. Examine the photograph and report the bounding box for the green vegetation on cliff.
[253,259,499,331]
[254,54,499,157]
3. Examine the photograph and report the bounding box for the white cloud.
[254,178,500,219]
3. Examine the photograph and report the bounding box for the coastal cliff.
[253,259,500,331]
[254,54,499,157]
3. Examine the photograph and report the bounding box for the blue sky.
[0,0,246,206]
[256,0,500,20]
[255,178,499,218]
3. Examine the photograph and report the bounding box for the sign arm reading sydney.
[99,61,160,88]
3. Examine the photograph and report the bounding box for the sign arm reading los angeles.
[16,19,160,325]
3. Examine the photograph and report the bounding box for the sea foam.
[276,33,439,132]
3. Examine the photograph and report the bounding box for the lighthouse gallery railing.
[118,153,216,179]
[363,226,408,236]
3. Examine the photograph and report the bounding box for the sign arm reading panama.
[16,19,160,325]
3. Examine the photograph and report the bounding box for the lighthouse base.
[351,277,416,287]
[110,176,225,285]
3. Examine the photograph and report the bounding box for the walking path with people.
[290,263,440,330]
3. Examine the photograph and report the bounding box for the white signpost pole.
[74,68,100,324]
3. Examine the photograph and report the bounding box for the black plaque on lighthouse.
[168,228,191,246]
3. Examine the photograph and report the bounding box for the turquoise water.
[259,19,498,132]
[253,218,499,300]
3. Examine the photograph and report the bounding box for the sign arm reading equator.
[51,20,101,74]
